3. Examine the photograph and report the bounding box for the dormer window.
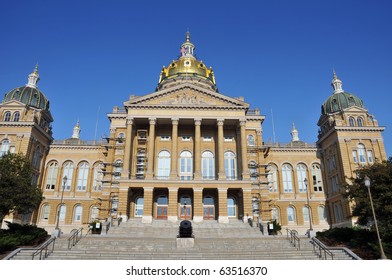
[349,117,355,127]
[4,111,11,122]
[357,117,363,127]
[13,112,20,122]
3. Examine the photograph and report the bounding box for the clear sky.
[1,0,391,157]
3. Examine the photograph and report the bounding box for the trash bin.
[90,221,102,234]
[178,220,193,238]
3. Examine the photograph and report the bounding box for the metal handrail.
[310,237,334,260]
[286,228,300,250]
[310,237,362,260]
[31,236,56,260]
[68,227,83,250]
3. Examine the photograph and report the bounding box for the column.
[122,117,134,179]
[218,187,228,223]
[217,118,226,179]
[146,118,156,179]
[142,187,153,223]
[240,119,250,179]
[194,118,202,179]
[193,188,203,222]
[170,118,179,179]
[242,188,253,222]
[117,188,129,221]
[168,187,179,222]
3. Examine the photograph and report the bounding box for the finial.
[331,70,343,94]
[26,64,40,88]
[186,30,190,42]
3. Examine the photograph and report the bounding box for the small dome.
[321,91,364,115]
[3,86,50,111]
[2,65,50,111]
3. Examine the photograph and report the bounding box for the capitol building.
[0,33,387,235]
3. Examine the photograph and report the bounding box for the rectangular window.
[367,150,374,163]
[352,150,358,163]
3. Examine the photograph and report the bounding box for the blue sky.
[1,0,391,157]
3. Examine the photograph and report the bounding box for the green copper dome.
[2,65,50,111]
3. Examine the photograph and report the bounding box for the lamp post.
[364,176,387,259]
[304,178,314,236]
[54,175,67,237]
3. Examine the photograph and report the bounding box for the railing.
[310,237,334,260]
[68,228,84,250]
[31,236,56,260]
[286,228,300,250]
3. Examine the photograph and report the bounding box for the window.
[352,150,358,163]
[202,151,215,179]
[297,164,307,192]
[41,204,50,221]
[268,165,278,192]
[330,175,339,193]
[181,136,191,141]
[90,206,99,222]
[62,162,74,191]
[249,161,258,180]
[349,117,355,127]
[311,164,323,192]
[77,162,89,191]
[135,197,144,217]
[282,164,293,192]
[9,146,15,154]
[227,197,236,217]
[1,139,10,156]
[271,207,280,223]
[224,136,234,142]
[203,136,212,142]
[180,151,193,180]
[113,160,122,179]
[92,162,103,191]
[358,144,366,163]
[247,135,255,146]
[3,111,11,122]
[13,112,20,122]
[157,150,171,179]
[357,117,363,127]
[32,147,41,169]
[160,136,170,141]
[117,133,124,143]
[334,203,344,223]
[111,196,119,214]
[45,161,58,190]
[224,151,236,180]
[287,206,296,223]
[367,150,374,163]
[74,205,83,222]
[59,205,66,222]
[318,206,327,222]
[303,206,311,223]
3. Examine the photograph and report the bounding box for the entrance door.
[203,196,215,220]
[156,196,168,219]
[180,196,192,220]
[134,197,144,217]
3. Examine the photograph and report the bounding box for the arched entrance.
[203,196,215,220]
[156,195,168,219]
[179,195,192,220]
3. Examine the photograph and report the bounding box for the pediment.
[124,83,248,108]
[0,100,27,108]
[343,106,368,113]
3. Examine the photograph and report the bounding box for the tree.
[346,157,392,257]
[0,153,43,224]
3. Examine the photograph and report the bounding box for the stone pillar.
[117,188,129,221]
[242,188,253,222]
[170,118,179,179]
[122,117,134,179]
[193,188,203,222]
[142,187,153,223]
[217,118,226,179]
[240,119,250,179]
[146,118,156,179]
[218,187,229,223]
[194,118,202,179]
[168,187,179,222]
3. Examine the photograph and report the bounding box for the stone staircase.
[7,219,356,260]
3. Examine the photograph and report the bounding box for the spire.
[72,120,81,139]
[26,64,40,88]
[331,70,344,94]
[291,122,300,142]
[180,31,195,57]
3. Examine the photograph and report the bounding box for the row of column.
[122,117,250,179]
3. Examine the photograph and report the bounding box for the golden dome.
[157,32,217,91]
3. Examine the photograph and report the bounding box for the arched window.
[357,117,363,127]
[13,111,20,122]
[318,205,327,222]
[349,117,355,127]
[302,206,310,222]
[45,161,58,190]
[1,139,10,156]
[311,164,323,192]
[297,164,307,192]
[157,150,171,179]
[113,160,122,179]
[358,144,366,163]
[41,204,50,221]
[135,197,144,217]
[287,206,296,223]
[227,197,236,217]
[59,205,66,222]
[224,151,236,180]
[74,205,83,222]
[268,165,278,192]
[247,135,255,146]
[32,147,41,169]
[179,151,193,180]
[202,151,215,179]
[77,162,89,191]
[4,111,11,122]
[62,162,74,191]
[90,206,99,222]
[92,162,103,191]
[282,164,293,192]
